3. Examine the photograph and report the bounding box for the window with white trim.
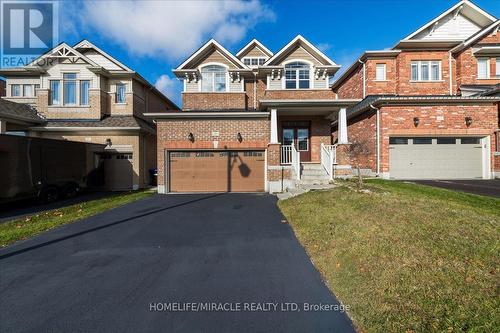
[285,62,310,89]
[410,61,441,81]
[375,63,386,81]
[80,80,90,105]
[116,83,126,103]
[496,59,500,77]
[477,58,489,79]
[23,84,33,97]
[11,84,21,97]
[50,80,60,105]
[201,65,227,92]
[63,73,77,105]
[243,57,266,68]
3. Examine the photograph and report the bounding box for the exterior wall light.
[413,117,420,127]
[188,133,194,142]
[465,116,472,127]
[105,138,112,146]
[237,132,243,142]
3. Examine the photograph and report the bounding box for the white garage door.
[389,137,484,179]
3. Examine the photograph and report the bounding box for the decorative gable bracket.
[229,72,242,83]
[271,69,282,80]
[184,71,200,83]
[314,68,328,80]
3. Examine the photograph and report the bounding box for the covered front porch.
[260,99,356,192]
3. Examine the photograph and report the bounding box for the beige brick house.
[0,40,178,190]
[148,36,359,193]
[331,0,500,180]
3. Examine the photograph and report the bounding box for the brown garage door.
[169,151,265,192]
[102,153,133,190]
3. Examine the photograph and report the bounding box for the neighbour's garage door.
[102,153,134,190]
[169,151,265,192]
[389,137,483,179]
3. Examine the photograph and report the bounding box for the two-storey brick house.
[0,40,179,190]
[149,36,358,193]
[331,0,500,179]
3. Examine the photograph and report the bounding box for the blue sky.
[57,0,499,106]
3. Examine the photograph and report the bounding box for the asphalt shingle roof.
[0,99,45,123]
[43,116,154,132]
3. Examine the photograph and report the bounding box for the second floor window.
[411,61,440,81]
[23,84,33,97]
[116,83,126,103]
[11,84,21,96]
[63,73,77,105]
[243,57,266,67]
[50,80,60,105]
[201,65,226,92]
[375,64,386,81]
[285,62,310,89]
[80,80,90,105]
[477,58,489,79]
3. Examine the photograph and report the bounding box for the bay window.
[50,80,60,105]
[63,73,77,105]
[410,61,441,81]
[201,65,226,92]
[80,80,90,105]
[11,84,21,96]
[116,83,126,103]
[477,58,489,79]
[285,62,310,89]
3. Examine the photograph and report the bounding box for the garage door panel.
[169,151,264,192]
[389,137,483,179]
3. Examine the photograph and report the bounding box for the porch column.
[338,107,348,144]
[270,108,278,144]
[0,119,6,134]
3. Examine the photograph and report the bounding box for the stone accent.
[182,92,246,110]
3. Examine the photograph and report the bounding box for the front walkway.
[0,193,355,332]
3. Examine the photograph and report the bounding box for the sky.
[57,0,500,106]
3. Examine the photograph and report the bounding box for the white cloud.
[67,0,275,60]
[154,74,181,102]
[317,43,332,53]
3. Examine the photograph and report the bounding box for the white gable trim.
[451,20,500,53]
[264,35,338,66]
[402,0,496,41]
[176,39,248,70]
[236,39,273,58]
[74,40,132,71]
[26,43,99,68]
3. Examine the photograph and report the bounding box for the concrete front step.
[296,179,331,185]
[301,174,331,180]
[301,163,324,170]
[302,169,329,176]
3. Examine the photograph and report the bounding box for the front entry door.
[282,127,311,162]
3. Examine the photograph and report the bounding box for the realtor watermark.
[149,302,349,313]
[1,0,59,67]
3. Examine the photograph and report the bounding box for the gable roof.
[74,40,132,71]
[236,39,273,58]
[397,0,496,47]
[175,39,248,70]
[451,19,500,53]
[26,42,100,68]
[264,35,339,67]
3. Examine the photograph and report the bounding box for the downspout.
[358,59,366,98]
[448,51,453,95]
[253,71,257,110]
[369,104,380,176]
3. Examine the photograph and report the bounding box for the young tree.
[345,139,371,189]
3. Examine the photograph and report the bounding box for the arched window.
[285,61,310,89]
[201,65,226,92]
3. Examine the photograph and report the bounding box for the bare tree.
[345,139,371,189]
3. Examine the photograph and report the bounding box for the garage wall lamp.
[465,116,473,127]
[237,132,243,142]
[413,117,420,127]
[105,138,112,146]
[188,132,195,142]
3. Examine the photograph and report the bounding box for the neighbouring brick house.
[0,40,178,190]
[148,36,359,193]
[331,0,500,180]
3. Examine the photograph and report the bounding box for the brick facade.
[182,92,247,110]
[156,118,270,189]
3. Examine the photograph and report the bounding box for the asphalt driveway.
[411,179,500,198]
[0,193,355,333]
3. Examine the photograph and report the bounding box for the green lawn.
[278,180,499,333]
[0,190,154,247]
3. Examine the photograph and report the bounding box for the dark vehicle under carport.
[0,134,105,203]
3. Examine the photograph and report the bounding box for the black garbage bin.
[149,168,157,186]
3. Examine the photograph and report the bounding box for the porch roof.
[259,99,360,108]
